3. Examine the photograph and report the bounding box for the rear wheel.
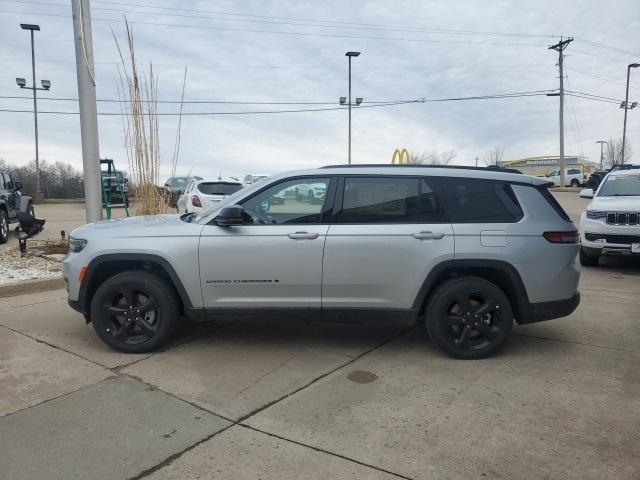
[579,247,599,267]
[425,277,513,359]
[90,270,179,353]
[570,179,580,187]
[0,210,8,244]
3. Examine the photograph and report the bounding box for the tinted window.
[240,177,329,224]
[419,178,445,223]
[568,169,581,175]
[335,177,418,223]
[198,182,243,195]
[442,178,523,223]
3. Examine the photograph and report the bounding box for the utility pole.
[595,140,607,170]
[72,0,102,222]
[475,156,479,167]
[549,37,573,188]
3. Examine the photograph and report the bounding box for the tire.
[570,179,580,188]
[0,210,8,244]
[90,270,179,353]
[425,276,513,359]
[579,247,599,267]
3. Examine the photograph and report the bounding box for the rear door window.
[442,178,523,223]
[335,177,419,224]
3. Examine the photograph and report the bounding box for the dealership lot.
[1,193,639,480]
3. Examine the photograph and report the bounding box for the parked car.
[0,169,34,244]
[545,167,584,187]
[579,167,640,266]
[177,178,244,213]
[294,182,327,203]
[586,164,640,190]
[162,176,202,207]
[243,174,268,186]
[64,165,580,359]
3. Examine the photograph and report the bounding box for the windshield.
[171,177,190,186]
[198,182,243,195]
[598,172,640,197]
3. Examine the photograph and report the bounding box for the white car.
[177,179,244,213]
[545,167,585,187]
[294,182,327,203]
[579,168,640,266]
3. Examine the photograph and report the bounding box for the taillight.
[192,195,202,208]
[543,231,579,244]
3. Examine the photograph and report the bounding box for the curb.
[0,276,65,299]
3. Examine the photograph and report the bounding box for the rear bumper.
[518,292,580,324]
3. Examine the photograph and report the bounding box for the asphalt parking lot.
[1,192,639,480]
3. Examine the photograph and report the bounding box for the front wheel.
[90,270,179,353]
[570,179,580,188]
[579,247,599,267]
[0,210,8,244]
[425,277,513,359]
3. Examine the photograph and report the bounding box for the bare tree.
[410,149,457,165]
[604,137,633,168]
[484,145,505,166]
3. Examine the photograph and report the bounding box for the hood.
[588,195,640,212]
[70,214,201,238]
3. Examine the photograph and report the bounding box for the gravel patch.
[0,243,62,285]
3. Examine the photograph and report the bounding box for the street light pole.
[345,51,361,165]
[18,23,48,203]
[595,140,607,170]
[621,63,639,164]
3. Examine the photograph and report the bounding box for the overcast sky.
[1,0,639,180]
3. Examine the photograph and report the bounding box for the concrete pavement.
[1,194,639,479]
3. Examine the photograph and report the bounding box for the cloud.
[0,0,638,181]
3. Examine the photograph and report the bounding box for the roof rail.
[320,164,522,174]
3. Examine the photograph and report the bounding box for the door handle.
[287,231,320,240]
[412,231,444,240]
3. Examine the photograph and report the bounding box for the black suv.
[0,170,34,244]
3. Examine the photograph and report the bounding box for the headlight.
[68,237,87,253]
[586,211,606,220]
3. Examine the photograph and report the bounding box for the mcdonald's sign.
[391,148,411,164]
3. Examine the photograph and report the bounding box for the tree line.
[0,159,84,199]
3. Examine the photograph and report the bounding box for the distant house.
[497,156,596,177]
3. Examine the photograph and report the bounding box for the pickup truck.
[0,170,34,243]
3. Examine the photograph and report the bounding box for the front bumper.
[519,292,580,324]
[580,216,640,257]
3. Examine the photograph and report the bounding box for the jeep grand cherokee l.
[64,165,580,359]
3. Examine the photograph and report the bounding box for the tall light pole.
[595,140,607,170]
[345,51,361,165]
[18,23,49,203]
[621,63,639,164]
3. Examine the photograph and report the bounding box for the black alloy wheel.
[426,277,513,359]
[90,270,178,353]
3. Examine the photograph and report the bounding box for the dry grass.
[114,18,185,216]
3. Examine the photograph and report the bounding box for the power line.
[0,99,425,116]
[0,0,559,39]
[565,67,639,91]
[0,94,415,105]
[573,37,640,59]
[0,10,547,47]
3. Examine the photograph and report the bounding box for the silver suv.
[64,165,580,359]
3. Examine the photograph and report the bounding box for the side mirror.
[15,181,23,190]
[579,188,594,199]
[214,205,246,226]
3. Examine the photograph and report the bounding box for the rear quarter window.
[442,178,523,223]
